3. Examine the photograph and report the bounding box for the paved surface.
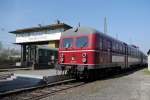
[0,69,65,93]
[12,69,62,76]
[41,68,150,100]
[0,77,44,93]
[0,69,63,77]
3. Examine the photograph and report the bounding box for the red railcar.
[58,27,147,79]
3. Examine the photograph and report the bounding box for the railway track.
[0,66,145,100]
[0,78,85,100]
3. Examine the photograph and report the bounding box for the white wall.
[16,32,61,43]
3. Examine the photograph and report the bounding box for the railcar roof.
[62,26,146,56]
[62,26,99,36]
[62,26,124,44]
[10,23,72,34]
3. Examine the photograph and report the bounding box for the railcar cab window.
[62,38,73,48]
[76,36,88,48]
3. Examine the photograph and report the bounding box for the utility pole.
[104,16,107,34]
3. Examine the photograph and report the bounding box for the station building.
[10,22,72,69]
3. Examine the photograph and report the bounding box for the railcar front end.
[58,30,98,78]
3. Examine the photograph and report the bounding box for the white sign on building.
[16,32,61,43]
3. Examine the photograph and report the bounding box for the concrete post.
[21,44,26,66]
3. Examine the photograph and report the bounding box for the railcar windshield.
[76,36,88,48]
[62,38,73,48]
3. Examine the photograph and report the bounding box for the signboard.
[16,32,61,43]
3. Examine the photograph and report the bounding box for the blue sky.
[0,0,150,53]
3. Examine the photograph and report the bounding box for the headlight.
[60,58,64,62]
[60,53,64,57]
[82,58,87,63]
[82,53,87,57]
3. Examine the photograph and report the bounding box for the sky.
[0,0,150,54]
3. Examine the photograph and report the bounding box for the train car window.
[120,44,122,53]
[100,38,103,49]
[107,40,111,51]
[123,45,125,54]
[103,39,107,50]
[128,47,129,55]
[133,49,135,57]
[135,50,137,57]
[130,48,132,56]
[96,35,100,49]
[115,43,117,52]
[122,45,124,53]
[112,42,115,51]
[118,44,121,53]
[131,48,134,56]
[102,39,105,50]
[116,43,118,51]
[129,47,131,55]
[120,44,123,53]
[62,38,73,48]
[122,45,124,54]
[107,41,110,49]
[135,49,137,57]
[131,48,132,56]
[76,36,88,48]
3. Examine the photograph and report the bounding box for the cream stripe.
[59,50,99,52]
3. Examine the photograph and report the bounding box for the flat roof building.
[10,22,72,69]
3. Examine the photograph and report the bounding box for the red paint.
[58,34,98,66]
[58,29,146,70]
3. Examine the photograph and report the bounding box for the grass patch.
[143,68,150,75]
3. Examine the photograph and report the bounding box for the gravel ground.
[41,68,150,100]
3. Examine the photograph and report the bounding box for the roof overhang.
[9,23,72,34]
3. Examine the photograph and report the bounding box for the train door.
[125,44,128,68]
[99,36,103,64]
[107,40,112,63]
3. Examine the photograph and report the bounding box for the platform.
[0,69,69,93]
[13,69,68,83]
[13,69,62,77]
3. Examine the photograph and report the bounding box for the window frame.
[75,36,89,48]
[61,38,74,48]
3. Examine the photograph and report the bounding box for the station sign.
[16,32,61,43]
